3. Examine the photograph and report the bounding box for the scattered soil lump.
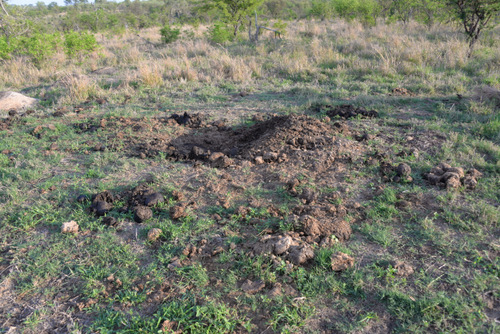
[424,163,482,190]
[310,103,378,119]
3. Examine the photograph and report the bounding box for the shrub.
[207,22,233,44]
[160,25,181,44]
[0,37,14,60]
[64,30,98,58]
[17,32,62,64]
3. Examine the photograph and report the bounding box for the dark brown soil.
[310,103,378,119]
[138,114,344,171]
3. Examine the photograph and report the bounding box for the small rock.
[61,221,79,234]
[331,252,354,271]
[147,228,162,241]
[241,279,265,294]
[254,156,264,165]
[144,193,164,207]
[134,206,153,223]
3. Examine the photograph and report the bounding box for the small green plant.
[207,21,233,44]
[160,24,181,44]
[64,30,98,57]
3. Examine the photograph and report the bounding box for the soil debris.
[380,162,413,183]
[424,164,482,190]
[142,114,345,170]
[169,112,205,128]
[147,228,162,242]
[241,279,265,294]
[170,203,187,220]
[61,221,79,234]
[310,103,378,119]
[91,191,114,216]
[102,216,118,227]
[134,206,153,223]
[331,252,354,271]
[395,261,414,276]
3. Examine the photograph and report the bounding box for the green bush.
[0,37,14,60]
[207,22,233,44]
[160,24,181,44]
[64,30,98,57]
[17,32,62,64]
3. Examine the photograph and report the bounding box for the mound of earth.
[310,103,378,119]
[138,114,357,171]
[0,91,38,115]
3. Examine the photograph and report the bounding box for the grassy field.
[0,19,499,333]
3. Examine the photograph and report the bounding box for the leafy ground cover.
[0,20,499,333]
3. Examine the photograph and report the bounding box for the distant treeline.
[10,0,474,33]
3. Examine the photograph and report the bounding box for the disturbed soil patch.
[310,103,378,119]
[136,114,363,173]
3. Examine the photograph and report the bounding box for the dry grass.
[473,86,500,107]
[0,20,498,106]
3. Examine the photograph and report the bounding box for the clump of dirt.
[380,162,413,183]
[142,114,346,170]
[127,184,164,208]
[390,87,414,96]
[423,163,482,190]
[134,206,153,223]
[331,252,354,271]
[169,112,206,128]
[310,103,378,119]
[91,191,115,216]
[253,233,314,265]
[89,185,166,223]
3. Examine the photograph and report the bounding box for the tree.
[445,0,500,57]
[207,0,264,36]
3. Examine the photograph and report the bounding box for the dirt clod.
[147,228,162,242]
[61,221,79,234]
[134,206,153,223]
[76,195,88,203]
[311,103,378,119]
[241,279,265,294]
[289,244,314,265]
[102,217,118,227]
[170,204,187,220]
[144,193,164,207]
[395,261,414,276]
[331,252,354,271]
[396,163,411,177]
